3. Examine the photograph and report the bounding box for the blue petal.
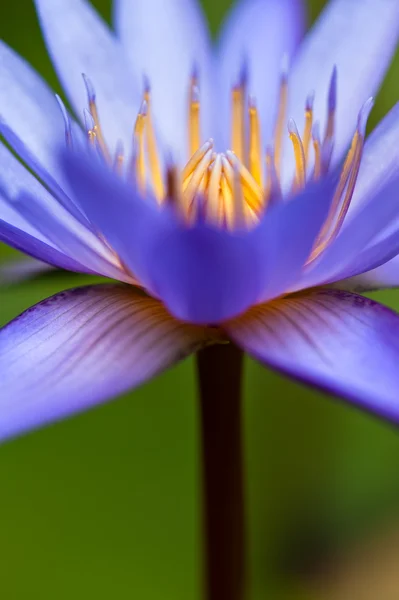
[61,148,172,292]
[0,218,92,274]
[342,256,399,292]
[350,102,399,214]
[0,284,218,442]
[217,0,306,150]
[226,288,399,424]
[34,0,140,153]
[0,141,128,281]
[0,41,75,189]
[149,174,337,324]
[284,0,399,180]
[62,149,337,323]
[299,172,399,290]
[114,0,213,161]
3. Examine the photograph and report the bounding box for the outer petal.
[217,0,306,149]
[297,173,399,291]
[337,254,399,292]
[226,288,399,423]
[349,102,399,215]
[0,284,219,442]
[0,41,75,190]
[0,142,125,280]
[34,0,140,152]
[285,0,399,178]
[0,219,94,275]
[114,0,213,160]
[62,150,337,323]
[148,175,337,323]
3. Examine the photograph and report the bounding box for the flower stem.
[196,342,245,600]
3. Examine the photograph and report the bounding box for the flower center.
[69,66,372,261]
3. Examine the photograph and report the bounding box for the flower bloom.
[1,0,399,440]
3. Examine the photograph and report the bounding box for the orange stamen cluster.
[75,65,372,261]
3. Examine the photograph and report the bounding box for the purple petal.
[12,191,132,283]
[0,41,74,188]
[340,256,399,292]
[217,0,306,149]
[0,284,219,442]
[0,120,88,226]
[149,174,338,324]
[298,172,399,290]
[114,0,213,161]
[0,218,93,274]
[62,149,337,323]
[34,0,140,152]
[226,288,399,423]
[0,142,125,280]
[349,102,399,215]
[0,258,55,285]
[284,0,399,179]
[61,148,171,291]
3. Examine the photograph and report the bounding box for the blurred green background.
[1,1,399,598]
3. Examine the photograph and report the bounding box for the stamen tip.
[287,118,299,136]
[358,97,374,135]
[306,90,315,111]
[143,74,151,94]
[82,73,95,101]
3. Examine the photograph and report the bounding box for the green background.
[1,1,399,598]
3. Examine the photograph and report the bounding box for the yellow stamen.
[143,88,165,202]
[288,119,306,190]
[308,134,362,262]
[231,79,246,162]
[183,147,214,207]
[273,63,288,174]
[248,98,263,186]
[226,151,263,214]
[207,154,223,222]
[133,101,147,192]
[189,75,201,157]
[302,93,314,163]
[220,171,234,228]
[182,140,214,185]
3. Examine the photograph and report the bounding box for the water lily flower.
[1,0,399,442]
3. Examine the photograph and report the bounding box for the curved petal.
[0,219,93,274]
[226,288,399,423]
[0,40,75,189]
[148,173,337,324]
[297,172,399,290]
[338,254,399,292]
[0,284,219,442]
[60,147,172,291]
[349,102,399,215]
[62,149,337,323]
[114,0,213,161]
[217,0,306,149]
[0,141,124,280]
[34,0,140,152]
[284,0,399,179]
